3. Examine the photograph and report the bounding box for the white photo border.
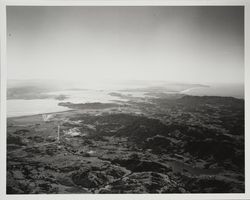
[0,0,249,200]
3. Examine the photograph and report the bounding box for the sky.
[7,6,244,84]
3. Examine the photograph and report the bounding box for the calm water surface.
[7,84,244,117]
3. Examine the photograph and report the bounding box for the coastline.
[7,109,75,120]
[6,92,245,193]
[7,91,244,119]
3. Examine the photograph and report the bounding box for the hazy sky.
[7,6,244,84]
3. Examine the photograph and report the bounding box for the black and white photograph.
[0,1,249,198]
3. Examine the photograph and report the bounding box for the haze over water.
[7,7,244,117]
[7,80,244,117]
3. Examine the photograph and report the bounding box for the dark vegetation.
[7,95,244,193]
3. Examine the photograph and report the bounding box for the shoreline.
[7,109,75,120]
[179,86,209,93]
[7,93,244,119]
[6,89,245,193]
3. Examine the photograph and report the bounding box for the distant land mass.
[6,80,209,101]
[58,102,120,110]
[7,86,69,100]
